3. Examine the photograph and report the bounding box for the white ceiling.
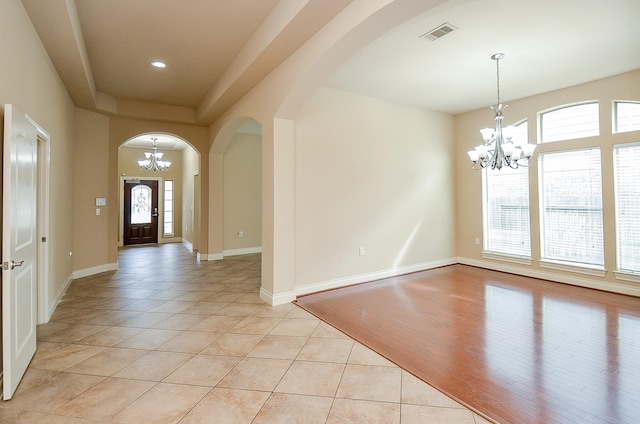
[22,0,640,125]
[326,0,640,115]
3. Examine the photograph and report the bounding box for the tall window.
[613,143,640,273]
[539,148,604,268]
[483,121,531,257]
[540,102,599,143]
[163,180,174,236]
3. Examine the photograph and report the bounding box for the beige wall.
[207,0,455,302]
[73,110,208,270]
[74,109,110,271]
[294,87,456,291]
[223,132,262,252]
[455,69,640,295]
[106,117,209,265]
[0,0,77,369]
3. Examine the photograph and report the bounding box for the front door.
[2,104,38,400]
[123,180,159,245]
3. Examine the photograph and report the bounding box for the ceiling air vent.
[420,23,457,41]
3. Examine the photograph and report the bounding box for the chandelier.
[137,138,171,171]
[467,53,537,170]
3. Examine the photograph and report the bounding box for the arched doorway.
[118,133,201,249]
[207,118,263,261]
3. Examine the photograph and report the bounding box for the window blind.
[483,165,531,257]
[541,103,599,143]
[614,143,640,273]
[539,149,604,267]
[615,102,640,134]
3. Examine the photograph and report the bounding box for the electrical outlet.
[238,231,244,237]
[475,237,480,245]
[359,247,365,256]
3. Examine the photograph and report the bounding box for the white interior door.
[2,104,38,400]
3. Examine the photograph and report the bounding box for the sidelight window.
[164,180,174,236]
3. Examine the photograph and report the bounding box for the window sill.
[613,271,640,284]
[539,260,606,277]
[482,251,532,266]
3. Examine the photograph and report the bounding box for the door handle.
[3,260,24,270]
[152,207,158,217]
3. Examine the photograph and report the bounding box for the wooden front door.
[124,180,159,245]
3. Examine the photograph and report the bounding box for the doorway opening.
[117,133,201,249]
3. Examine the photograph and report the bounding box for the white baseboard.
[457,256,640,298]
[260,287,296,306]
[199,252,224,261]
[49,273,74,318]
[182,239,193,251]
[295,257,457,298]
[71,262,118,280]
[223,247,262,257]
[198,247,262,261]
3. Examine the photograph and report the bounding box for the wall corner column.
[207,153,224,260]
[260,117,296,305]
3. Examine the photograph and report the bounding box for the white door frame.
[27,115,50,324]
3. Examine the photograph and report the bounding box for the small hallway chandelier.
[138,137,171,171]
[467,53,537,170]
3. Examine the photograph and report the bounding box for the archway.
[118,132,201,251]
[207,117,263,261]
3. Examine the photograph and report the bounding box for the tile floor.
[0,243,492,423]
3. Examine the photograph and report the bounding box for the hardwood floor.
[294,265,640,424]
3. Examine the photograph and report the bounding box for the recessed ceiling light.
[150,60,166,68]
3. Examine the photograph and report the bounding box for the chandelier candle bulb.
[502,143,514,157]
[480,128,494,141]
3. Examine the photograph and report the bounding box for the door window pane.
[539,149,604,267]
[131,185,151,224]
